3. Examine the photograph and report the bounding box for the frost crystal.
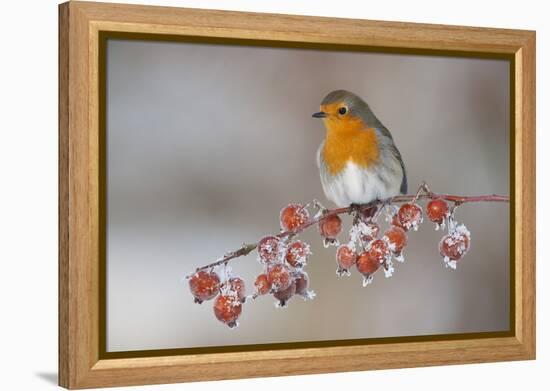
[362,275,374,287]
[453,223,471,238]
[227,321,239,329]
[336,267,352,277]
[385,205,399,223]
[349,221,378,245]
[323,238,339,248]
[394,252,405,263]
[443,256,457,270]
[383,258,395,278]
[275,300,288,308]
[303,290,316,300]
[314,209,325,219]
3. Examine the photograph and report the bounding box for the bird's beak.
[312,111,327,118]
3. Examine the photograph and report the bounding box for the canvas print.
[106,38,510,352]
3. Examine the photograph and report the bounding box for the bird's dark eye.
[338,107,348,115]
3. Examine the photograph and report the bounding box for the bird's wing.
[376,126,408,194]
[316,141,325,170]
[395,145,408,194]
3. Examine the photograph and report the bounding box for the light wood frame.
[59,1,536,389]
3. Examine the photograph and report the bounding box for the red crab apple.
[397,203,423,231]
[294,271,309,296]
[258,235,282,264]
[318,214,343,239]
[213,294,242,328]
[384,226,408,254]
[391,213,406,230]
[335,244,357,275]
[227,277,246,301]
[280,203,309,231]
[439,226,471,263]
[427,198,449,224]
[367,239,390,264]
[267,263,292,292]
[189,270,220,303]
[285,240,311,268]
[254,273,271,296]
[356,251,381,276]
[273,280,296,307]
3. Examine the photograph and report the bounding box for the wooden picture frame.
[58,1,536,389]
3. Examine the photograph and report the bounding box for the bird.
[312,90,407,208]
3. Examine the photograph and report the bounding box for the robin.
[313,90,407,208]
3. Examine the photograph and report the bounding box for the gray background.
[106,39,510,352]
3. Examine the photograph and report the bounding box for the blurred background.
[106,39,510,352]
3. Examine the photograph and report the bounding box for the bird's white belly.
[322,161,398,207]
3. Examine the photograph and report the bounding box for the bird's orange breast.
[321,116,380,176]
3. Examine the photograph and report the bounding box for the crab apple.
[427,198,449,224]
[335,244,357,275]
[318,214,343,239]
[254,273,271,296]
[293,271,309,296]
[361,222,380,243]
[391,213,406,230]
[439,225,471,263]
[367,239,390,264]
[227,277,246,301]
[356,251,380,276]
[280,203,309,231]
[213,294,242,328]
[384,226,408,254]
[397,203,423,231]
[267,263,292,292]
[273,280,296,307]
[189,270,220,303]
[285,240,311,268]
[258,235,282,264]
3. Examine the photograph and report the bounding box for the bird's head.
[312,90,379,134]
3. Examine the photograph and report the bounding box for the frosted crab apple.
[439,224,471,269]
[189,271,220,304]
[257,236,282,264]
[254,273,271,296]
[397,203,423,231]
[273,280,296,307]
[335,244,357,276]
[367,239,390,264]
[427,198,449,228]
[285,240,311,268]
[226,277,246,301]
[267,263,292,292]
[318,214,343,240]
[384,226,407,261]
[280,203,309,231]
[356,251,380,286]
[213,294,242,328]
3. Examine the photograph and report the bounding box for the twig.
[190,187,509,275]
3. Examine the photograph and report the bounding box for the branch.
[191,184,509,274]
